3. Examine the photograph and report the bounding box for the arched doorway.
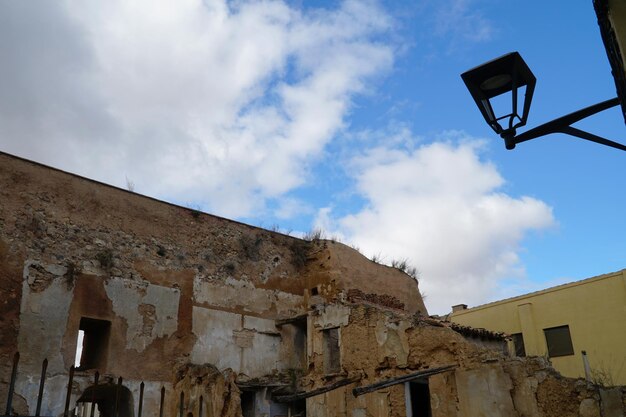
[77,382,134,417]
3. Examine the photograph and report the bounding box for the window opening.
[511,333,526,357]
[310,287,319,296]
[323,327,340,374]
[544,325,574,357]
[292,319,308,369]
[75,317,111,370]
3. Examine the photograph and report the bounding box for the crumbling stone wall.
[302,303,626,417]
[4,152,622,417]
[0,154,309,415]
[172,364,242,417]
[0,152,427,416]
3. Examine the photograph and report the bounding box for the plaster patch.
[244,316,277,333]
[242,331,282,377]
[375,318,410,367]
[316,305,351,329]
[455,365,517,417]
[18,262,74,374]
[193,276,302,314]
[104,278,179,351]
[233,329,254,348]
[191,307,242,371]
[44,263,68,276]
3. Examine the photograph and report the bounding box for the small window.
[75,317,111,370]
[511,333,526,357]
[323,328,340,373]
[310,287,319,296]
[544,325,574,357]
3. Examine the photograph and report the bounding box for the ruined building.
[1,151,625,417]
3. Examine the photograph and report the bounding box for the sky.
[1,0,625,314]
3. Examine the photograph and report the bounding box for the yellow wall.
[450,270,626,385]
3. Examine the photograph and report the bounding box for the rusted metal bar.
[178,392,184,417]
[159,387,165,417]
[5,352,19,415]
[113,377,122,417]
[64,366,75,417]
[35,358,48,416]
[89,372,99,417]
[274,377,360,403]
[198,395,203,417]
[137,381,144,417]
[352,365,457,397]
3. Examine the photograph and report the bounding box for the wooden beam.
[274,377,360,403]
[352,365,457,397]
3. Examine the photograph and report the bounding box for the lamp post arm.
[511,97,625,150]
[559,126,626,151]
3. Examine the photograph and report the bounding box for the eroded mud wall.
[302,303,626,417]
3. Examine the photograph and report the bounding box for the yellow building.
[449,269,626,386]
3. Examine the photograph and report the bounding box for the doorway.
[407,380,431,417]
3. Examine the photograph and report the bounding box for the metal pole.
[5,352,19,415]
[159,387,165,417]
[35,358,48,416]
[137,382,144,417]
[582,350,592,383]
[90,372,99,417]
[64,366,75,417]
[113,377,122,417]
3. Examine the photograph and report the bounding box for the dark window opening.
[241,391,256,417]
[409,380,431,417]
[544,325,574,357]
[75,317,111,370]
[293,321,307,369]
[323,327,340,374]
[310,287,319,296]
[511,333,526,357]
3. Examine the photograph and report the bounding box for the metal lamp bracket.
[504,97,626,151]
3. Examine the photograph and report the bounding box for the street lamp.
[461,51,626,151]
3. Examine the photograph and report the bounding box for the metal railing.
[2,353,205,417]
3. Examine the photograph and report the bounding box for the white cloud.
[0,0,393,218]
[319,135,555,314]
[432,0,495,46]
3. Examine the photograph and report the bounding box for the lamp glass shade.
[461,52,536,134]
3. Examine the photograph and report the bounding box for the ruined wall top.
[0,152,425,314]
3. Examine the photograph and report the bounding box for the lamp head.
[461,52,536,137]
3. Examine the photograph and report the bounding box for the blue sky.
[1,0,624,313]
